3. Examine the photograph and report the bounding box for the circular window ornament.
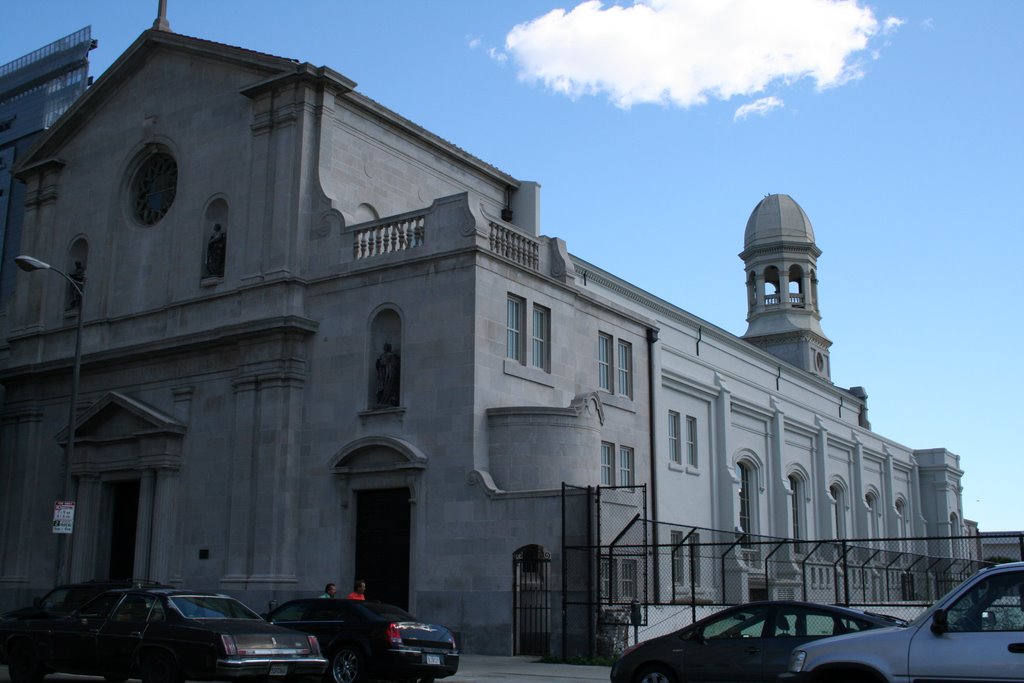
[132,152,178,225]
[815,352,825,372]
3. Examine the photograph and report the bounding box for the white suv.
[782,561,1024,682]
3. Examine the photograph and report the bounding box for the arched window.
[763,266,780,306]
[865,492,879,538]
[895,498,907,538]
[788,474,804,550]
[737,461,757,539]
[788,265,805,306]
[829,483,846,539]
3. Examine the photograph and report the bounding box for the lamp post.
[15,254,84,583]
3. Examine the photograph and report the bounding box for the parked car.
[782,561,1024,682]
[0,587,326,683]
[267,598,459,683]
[0,579,167,620]
[609,600,906,683]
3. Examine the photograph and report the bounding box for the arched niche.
[202,197,229,279]
[368,307,403,408]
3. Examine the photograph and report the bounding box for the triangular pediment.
[58,391,185,444]
[15,29,300,175]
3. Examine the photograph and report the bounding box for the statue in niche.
[66,261,85,310]
[205,223,226,277]
[374,343,401,407]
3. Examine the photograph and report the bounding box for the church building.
[0,21,964,655]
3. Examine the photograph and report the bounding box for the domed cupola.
[740,194,832,381]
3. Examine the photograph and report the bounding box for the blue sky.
[6,1,1022,532]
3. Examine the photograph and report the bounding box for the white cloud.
[734,96,785,121]
[504,0,900,109]
[468,36,482,50]
[488,47,509,65]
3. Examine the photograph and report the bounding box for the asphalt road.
[0,655,613,683]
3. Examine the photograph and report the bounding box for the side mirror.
[931,609,948,635]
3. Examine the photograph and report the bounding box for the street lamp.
[15,254,84,583]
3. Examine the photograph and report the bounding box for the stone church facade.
[0,27,963,654]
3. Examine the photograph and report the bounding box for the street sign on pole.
[53,501,75,534]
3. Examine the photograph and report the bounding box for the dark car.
[0,579,167,621]
[0,587,326,683]
[610,600,906,683]
[267,598,459,683]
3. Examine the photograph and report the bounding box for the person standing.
[320,582,337,599]
[346,579,366,600]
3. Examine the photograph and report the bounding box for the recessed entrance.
[355,488,410,609]
[108,480,139,580]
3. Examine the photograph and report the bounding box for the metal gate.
[513,544,551,655]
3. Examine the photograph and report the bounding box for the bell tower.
[740,194,832,381]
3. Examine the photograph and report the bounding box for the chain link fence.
[560,484,1023,658]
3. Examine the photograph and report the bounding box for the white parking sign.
[53,501,75,534]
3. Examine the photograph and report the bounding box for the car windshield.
[170,595,260,620]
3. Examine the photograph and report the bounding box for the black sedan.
[267,598,459,683]
[0,587,326,683]
[610,600,906,683]
[0,580,167,621]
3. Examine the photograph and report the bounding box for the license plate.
[425,654,442,665]
[269,664,289,677]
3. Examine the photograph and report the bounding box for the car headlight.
[788,649,807,672]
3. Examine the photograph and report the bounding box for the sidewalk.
[446,655,611,682]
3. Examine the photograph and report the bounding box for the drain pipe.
[646,327,660,603]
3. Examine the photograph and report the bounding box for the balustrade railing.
[353,214,425,260]
[489,222,539,271]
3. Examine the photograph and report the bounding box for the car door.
[908,569,1024,681]
[48,592,125,673]
[271,600,345,647]
[96,593,156,675]
[684,604,770,683]
[761,605,873,679]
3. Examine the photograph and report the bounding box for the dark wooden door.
[356,488,411,609]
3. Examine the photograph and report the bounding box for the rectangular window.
[506,295,524,363]
[686,415,698,467]
[670,530,685,585]
[617,340,633,398]
[531,305,550,371]
[619,446,634,486]
[690,532,702,587]
[600,442,614,486]
[668,411,681,465]
[598,333,613,391]
[620,559,638,599]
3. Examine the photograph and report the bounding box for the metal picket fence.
[560,483,1023,659]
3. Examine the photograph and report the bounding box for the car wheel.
[636,664,677,683]
[326,645,364,683]
[8,640,46,683]
[140,652,184,683]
